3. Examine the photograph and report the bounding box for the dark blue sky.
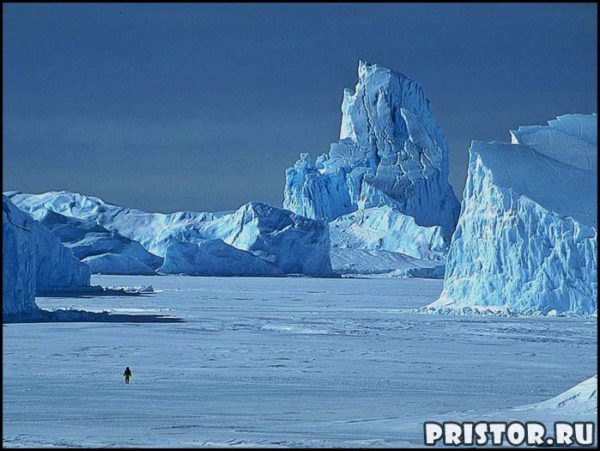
[3,3,597,213]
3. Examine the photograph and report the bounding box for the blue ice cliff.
[3,196,90,319]
[426,114,597,316]
[6,192,332,276]
[329,205,447,261]
[283,61,460,276]
[284,61,460,240]
[30,209,162,275]
[6,62,458,279]
[159,240,283,276]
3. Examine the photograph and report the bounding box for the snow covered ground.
[3,276,597,447]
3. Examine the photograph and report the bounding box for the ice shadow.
[4,308,184,324]
[36,285,154,298]
[5,285,182,323]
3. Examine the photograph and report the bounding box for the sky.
[3,3,597,213]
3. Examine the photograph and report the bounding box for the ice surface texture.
[3,197,37,316]
[31,209,162,275]
[524,375,597,416]
[4,275,596,447]
[7,192,332,276]
[159,239,283,276]
[284,61,460,239]
[431,114,597,315]
[330,248,444,278]
[2,196,90,318]
[330,205,447,260]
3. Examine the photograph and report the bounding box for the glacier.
[284,61,460,240]
[3,196,90,319]
[7,192,332,276]
[428,114,597,316]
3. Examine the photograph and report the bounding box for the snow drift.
[3,196,90,319]
[284,61,460,239]
[523,375,597,416]
[429,114,597,315]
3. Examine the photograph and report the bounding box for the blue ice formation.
[7,192,332,276]
[3,196,90,318]
[284,61,460,240]
[159,239,283,276]
[30,209,162,275]
[329,206,447,261]
[5,62,459,279]
[330,248,445,278]
[429,114,597,315]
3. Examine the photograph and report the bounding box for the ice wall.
[431,114,597,315]
[3,197,38,316]
[159,239,283,276]
[284,61,460,239]
[32,209,162,275]
[330,206,447,261]
[3,196,90,319]
[7,193,332,276]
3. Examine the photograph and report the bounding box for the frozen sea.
[3,276,597,447]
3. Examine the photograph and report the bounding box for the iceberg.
[200,202,332,275]
[429,114,597,316]
[6,192,332,276]
[82,253,156,275]
[331,248,445,278]
[3,197,38,317]
[284,61,460,239]
[3,196,90,319]
[7,64,459,279]
[330,206,447,261]
[30,209,162,275]
[159,239,283,276]
[283,61,463,278]
[5,190,217,257]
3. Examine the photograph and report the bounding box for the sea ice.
[2,275,596,447]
